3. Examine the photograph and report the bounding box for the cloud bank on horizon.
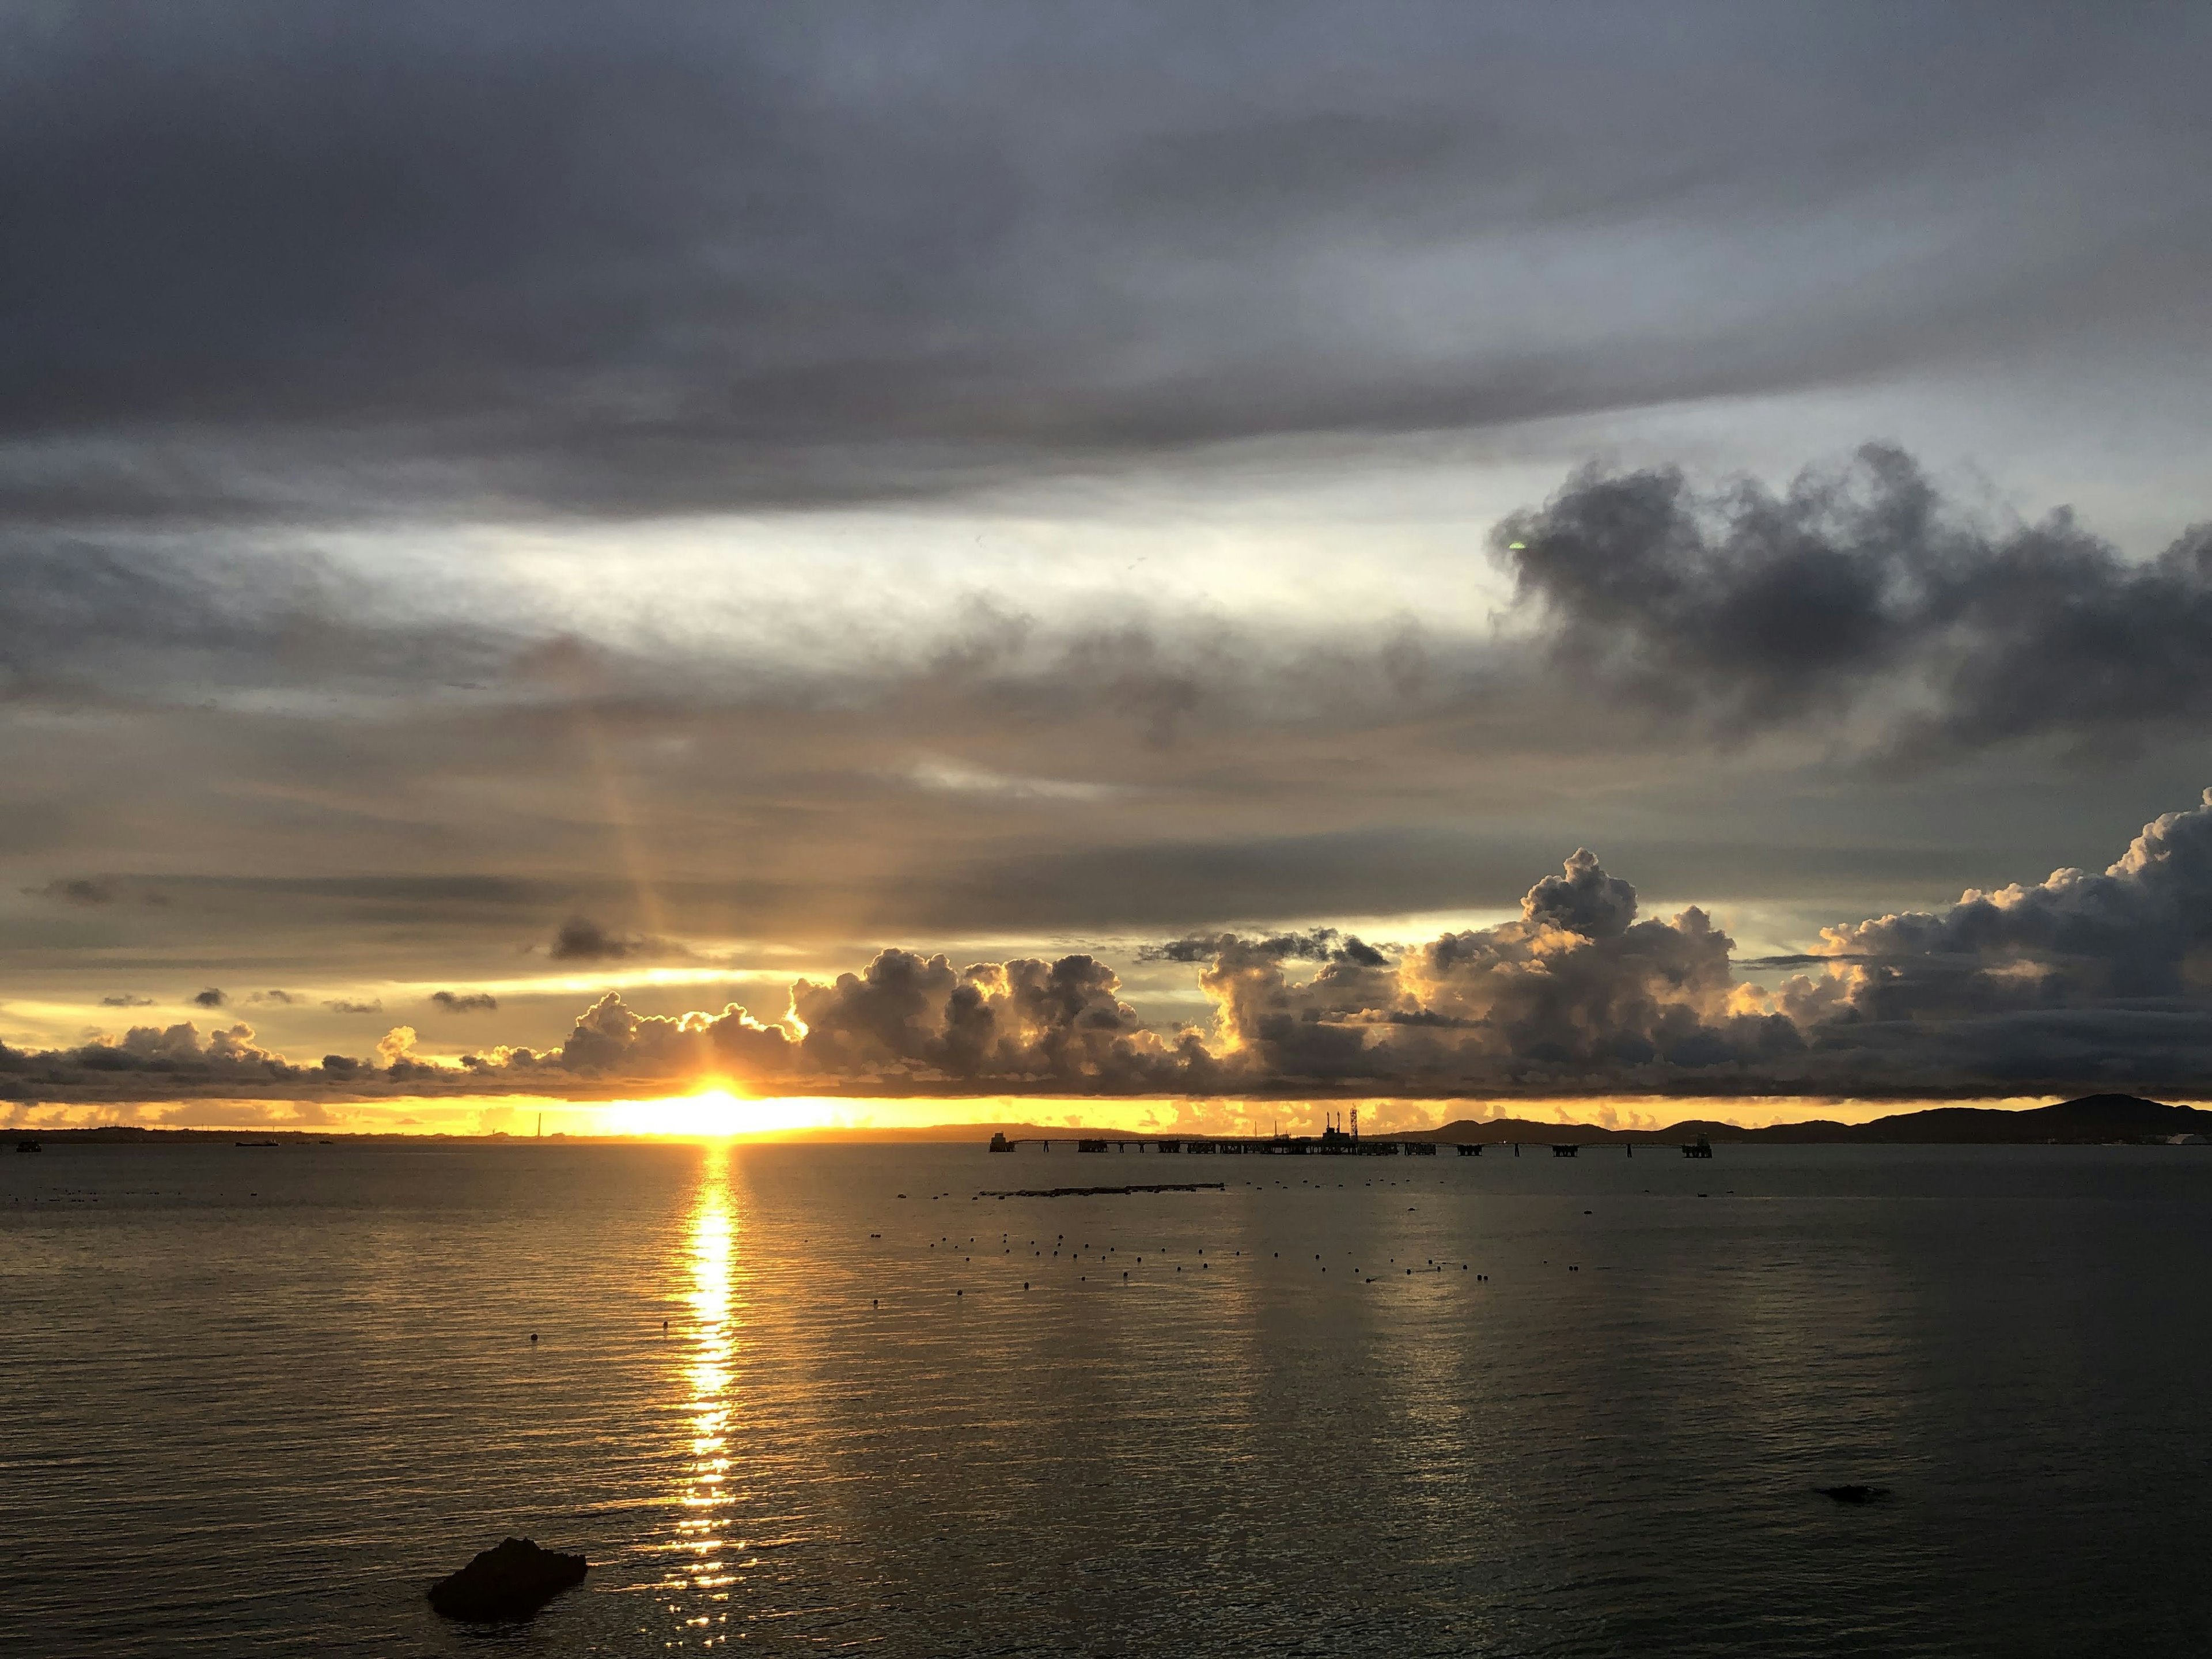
[11,791,2212,1103]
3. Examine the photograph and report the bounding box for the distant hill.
[1399,1094,2212,1146]
[1802,1094,2212,1145]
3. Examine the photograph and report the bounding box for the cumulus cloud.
[13,790,2212,1102]
[1180,850,1799,1088]
[535,949,1210,1093]
[1752,788,2212,1088]
[190,988,226,1008]
[429,990,499,1013]
[1,1020,299,1086]
[1499,446,2212,754]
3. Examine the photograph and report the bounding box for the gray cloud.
[100,994,155,1008]
[0,535,524,709]
[324,998,383,1015]
[3,7,2206,525]
[547,918,626,961]
[1501,445,2212,755]
[190,987,226,1008]
[1149,928,1389,967]
[546,916,657,963]
[429,990,499,1014]
[23,877,121,906]
[2,468,2203,997]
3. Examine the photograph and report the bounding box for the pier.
[988,1130,1715,1158]
[995,1127,1414,1157]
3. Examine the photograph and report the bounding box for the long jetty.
[976,1181,1228,1199]
[987,1131,1715,1158]
[990,1131,1431,1157]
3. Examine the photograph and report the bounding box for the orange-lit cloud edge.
[3,1083,2146,1140]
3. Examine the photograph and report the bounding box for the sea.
[5,1137,2211,1656]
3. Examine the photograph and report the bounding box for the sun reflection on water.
[664,1142,739,1645]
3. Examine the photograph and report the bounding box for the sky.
[6,3,2212,1127]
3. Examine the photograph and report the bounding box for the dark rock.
[1818,1484,1889,1505]
[427,1536,588,1621]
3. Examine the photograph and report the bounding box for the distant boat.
[13,1139,40,1154]
[234,1139,279,1147]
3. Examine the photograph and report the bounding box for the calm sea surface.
[6,1139,2211,1656]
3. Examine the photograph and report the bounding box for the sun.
[601,1085,838,1139]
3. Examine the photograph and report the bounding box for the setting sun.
[601,1088,841,1139]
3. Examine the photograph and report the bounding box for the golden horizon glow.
[602,1086,843,1139]
[8,1088,2170,1141]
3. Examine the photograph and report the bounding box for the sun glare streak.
[573,699,670,942]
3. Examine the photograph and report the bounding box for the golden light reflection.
[663,1142,740,1639]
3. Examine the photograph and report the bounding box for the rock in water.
[1817,1484,1889,1505]
[427,1537,588,1620]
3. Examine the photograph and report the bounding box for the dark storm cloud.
[429,991,498,1014]
[3,5,2206,522]
[1501,447,2212,754]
